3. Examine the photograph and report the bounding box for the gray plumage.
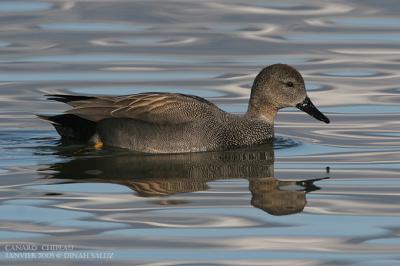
[40,64,329,153]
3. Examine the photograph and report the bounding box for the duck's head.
[247,64,330,124]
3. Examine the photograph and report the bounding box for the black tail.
[45,94,95,104]
[38,114,96,141]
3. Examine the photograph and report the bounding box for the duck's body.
[43,92,273,153]
[40,64,329,153]
[97,113,273,153]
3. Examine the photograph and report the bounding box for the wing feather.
[65,92,222,124]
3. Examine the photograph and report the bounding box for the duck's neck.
[245,98,278,123]
[246,106,277,123]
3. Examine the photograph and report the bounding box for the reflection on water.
[1,0,400,265]
[43,146,327,216]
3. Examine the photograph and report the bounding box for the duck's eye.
[286,81,294,87]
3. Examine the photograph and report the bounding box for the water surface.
[0,0,400,265]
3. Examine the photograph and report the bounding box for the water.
[0,0,399,265]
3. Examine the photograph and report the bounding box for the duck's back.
[65,92,222,124]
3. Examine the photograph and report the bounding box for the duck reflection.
[43,144,327,216]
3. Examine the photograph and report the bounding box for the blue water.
[0,0,400,266]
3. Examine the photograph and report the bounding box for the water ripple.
[91,36,199,47]
[0,1,53,12]
[0,0,399,265]
[207,2,353,15]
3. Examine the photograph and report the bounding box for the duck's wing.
[50,93,222,124]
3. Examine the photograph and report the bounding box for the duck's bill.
[296,97,330,124]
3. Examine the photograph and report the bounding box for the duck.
[39,64,329,153]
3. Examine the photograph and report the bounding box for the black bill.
[296,97,330,124]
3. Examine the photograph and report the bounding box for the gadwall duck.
[40,64,329,153]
